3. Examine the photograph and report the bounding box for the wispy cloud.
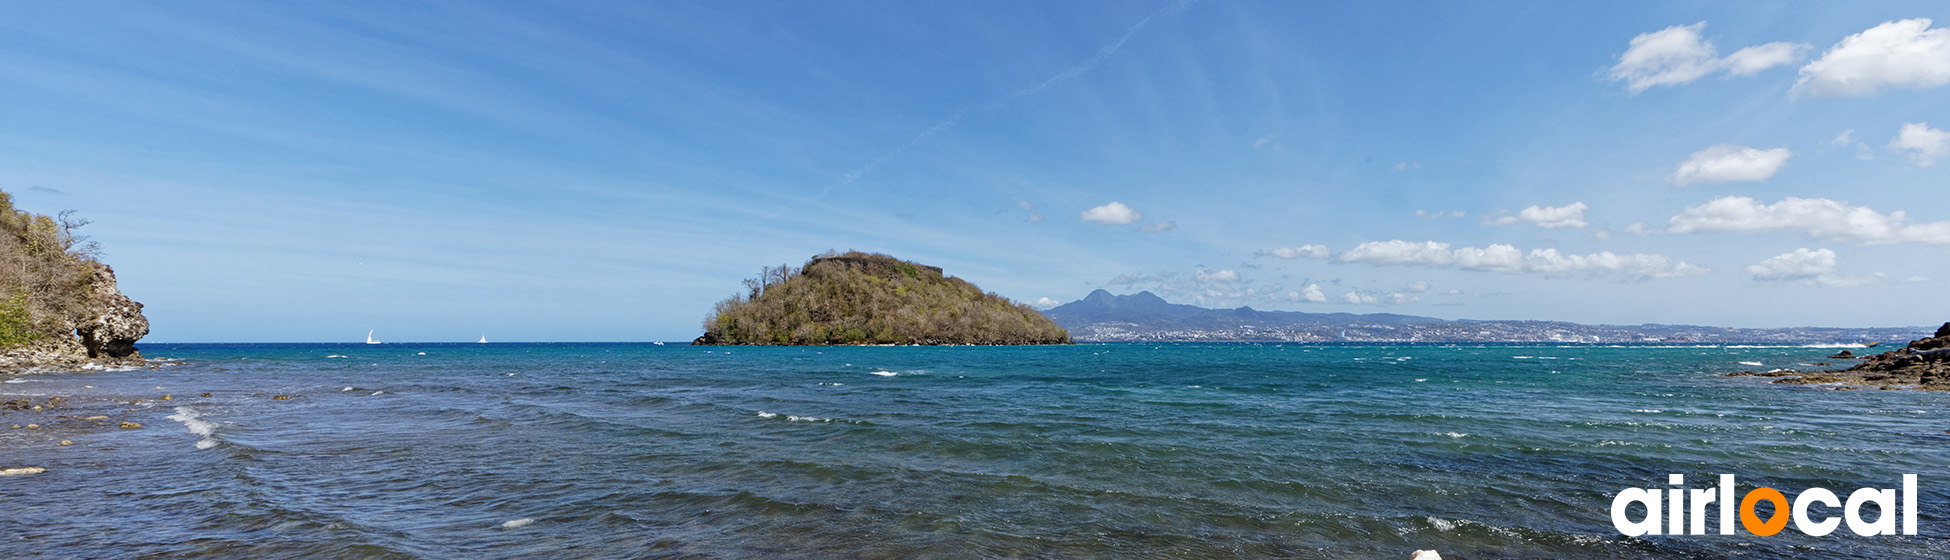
[1668,196,1950,245]
[1609,22,1808,93]
[1484,202,1589,229]
[835,0,1200,188]
[1746,248,1882,287]
[1336,240,1708,280]
[1670,145,1791,185]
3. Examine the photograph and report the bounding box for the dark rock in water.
[1828,350,1855,359]
[1751,324,1950,390]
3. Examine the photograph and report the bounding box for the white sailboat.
[478,335,488,343]
[366,330,382,344]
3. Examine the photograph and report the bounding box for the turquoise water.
[1,343,1945,558]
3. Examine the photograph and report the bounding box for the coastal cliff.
[0,191,148,374]
[695,251,1070,346]
[1732,322,1950,390]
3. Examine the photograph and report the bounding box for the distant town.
[1044,290,1927,344]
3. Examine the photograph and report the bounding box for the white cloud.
[1298,284,1326,302]
[1340,290,1378,304]
[1415,210,1466,220]
[1889,122,1950,166]
[1405,280,1431,293]
[1610,23,1808,92]
[1668,196,1950,245]
[1194,269,1239,283]
[1487,202,1590,228]
[1394,161,1423,171]
[1138,221,1177,233]
[1670,145,1792,185]
[1252,135,1276,149]
[1027,213,1045,223]
[1030,297,1062,309]
[1081,202,1141,225]
[1796,18,1950,97]
[1262,244,1331,259]
[1336,240,1708,280]
[1724,42,1810,75]
[1745,248,1881,287]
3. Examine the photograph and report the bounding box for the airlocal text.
[1611,474,1917,536]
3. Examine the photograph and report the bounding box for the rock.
[200,392,211,397]
[26,424,38,429]
[1937,322,1950,339]
[74,263,148,360]
[1828,350,1854,359]
[84,416,105,420]
[272,395,293,400]
[118,421,139,429]
[57,440,71,446]
[1411,551,1441,560]
[161,394,172,401]
[0,467,46,476]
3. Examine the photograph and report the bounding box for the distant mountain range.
[1041,290,1929,344]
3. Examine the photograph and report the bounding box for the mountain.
[694,251,1070,346]
[1043,290,1927,343]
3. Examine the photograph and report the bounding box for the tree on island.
[695,251,1070,346]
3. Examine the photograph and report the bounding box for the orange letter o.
[1740,488,1790,536]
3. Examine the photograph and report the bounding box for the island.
[0,190,148,374]
[693,251,1070,346]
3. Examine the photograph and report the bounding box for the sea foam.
[164,406,220,450]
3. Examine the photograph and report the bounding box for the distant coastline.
[1042,290,1927,344]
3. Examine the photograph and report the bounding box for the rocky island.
[1731,322,1950,390]
[694,251,1070,346]
[0,190,148,374]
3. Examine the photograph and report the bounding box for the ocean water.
[1,342,1946,559]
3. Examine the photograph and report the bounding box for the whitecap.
[868,370,899,377]
[371,390,384,396]
[1632,409,1663,413]
[164,406,220,450]
[1738,361,1764,367]
[501,518,534,529]
[756,412,777,419]
[1415,378,1428,382]
[2,378,23,384]
[342,387,355,392]
[1440,432,1466,438]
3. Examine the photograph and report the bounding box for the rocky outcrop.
[75,263,147,359]
[0,264,146,374]
[1730,322,1950,390]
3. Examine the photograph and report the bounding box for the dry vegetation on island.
[695,251,1070,346]
[0,190,148,365]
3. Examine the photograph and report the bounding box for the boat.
[366,330,381,344]
[478,335,488,343]
[1865,341,1880,348]
[653,341,665,346]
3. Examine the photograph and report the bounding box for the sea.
[1,342,1945,559]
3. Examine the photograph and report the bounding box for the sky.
[3,1,1948,342]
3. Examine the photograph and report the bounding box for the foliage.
[700,251,1071,345]
[0,190,106,348]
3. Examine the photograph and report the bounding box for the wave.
[164,406,220,450]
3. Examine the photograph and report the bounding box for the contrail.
[829,0,1199,193]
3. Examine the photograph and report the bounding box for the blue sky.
[3,1,1948,342]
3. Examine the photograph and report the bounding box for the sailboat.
[478,335,488,343]
[366,330,382,344]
